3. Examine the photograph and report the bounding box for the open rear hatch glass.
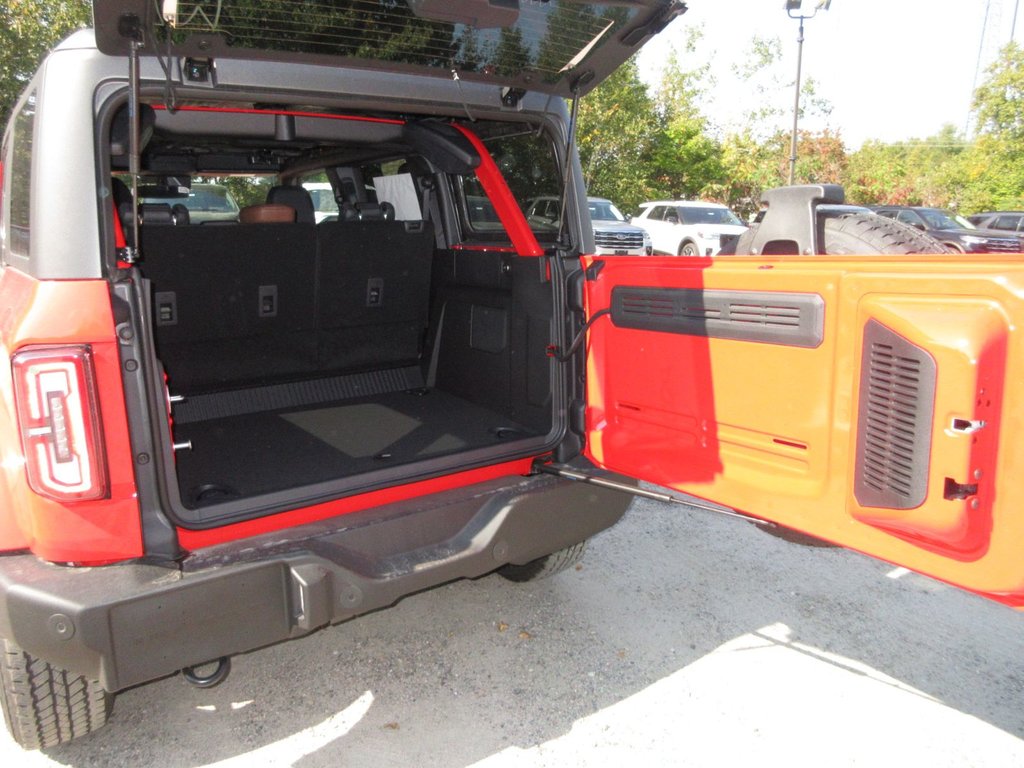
[93,0,686,97]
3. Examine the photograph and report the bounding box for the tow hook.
[182,657,231,688]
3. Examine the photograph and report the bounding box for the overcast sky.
[636,0,1020,148]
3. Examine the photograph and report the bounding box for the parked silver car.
[526,196,652,255]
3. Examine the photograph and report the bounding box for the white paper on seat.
[373,173,421,220]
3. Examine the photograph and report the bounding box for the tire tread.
[823,214,954,254]
[498,541,588,583]
[0,639,110,750]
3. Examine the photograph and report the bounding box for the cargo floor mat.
[172,388,538,506]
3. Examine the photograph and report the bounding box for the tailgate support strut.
[535,462,774,528]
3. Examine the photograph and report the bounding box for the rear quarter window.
[458,127,561,241]
[7,91,36,258]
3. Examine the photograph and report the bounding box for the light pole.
[785,0,832,185]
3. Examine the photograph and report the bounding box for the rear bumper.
[0,471,630,692]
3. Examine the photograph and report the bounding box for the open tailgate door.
[583,250,1024,606]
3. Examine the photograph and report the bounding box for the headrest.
[139,203,174,225]
[339,202,395,222]
[239,204,296,224]
[266,185,316,224]
[171,204,190,225]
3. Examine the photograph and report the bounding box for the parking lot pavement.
[5,493,1024,767]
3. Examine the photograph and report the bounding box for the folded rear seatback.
[316,219,434,374]
[140,217,437,395]
[140,222,319,392]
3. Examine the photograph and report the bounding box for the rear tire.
[0,639,112,750]
[498,541,587,583]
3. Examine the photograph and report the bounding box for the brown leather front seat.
[239,203,296,224]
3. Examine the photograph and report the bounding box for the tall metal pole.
[788,14,805,186]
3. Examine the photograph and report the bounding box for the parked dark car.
[872,206,1023,253]
[967,211,1024,233]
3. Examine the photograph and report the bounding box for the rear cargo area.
[139,219,556,510]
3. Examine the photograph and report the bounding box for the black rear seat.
[317,219,434,373]
[140,214,434,393]
[141,223,319,392]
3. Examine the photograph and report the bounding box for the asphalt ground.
[4,492,1023,767]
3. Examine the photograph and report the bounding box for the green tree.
[575,56,663,212]
[955,134,1024,212]
[650,51,725,200]
[844,126,968,207]
[706,131,787,218]
[730,34,832,140]
[706,31,840,211]
[958,42,1024,211]
[843,140,914,204]
[0,1,91,125]
[973,42,1024,142]
[576,42,727,212]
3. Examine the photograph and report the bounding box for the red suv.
[2,0,1024,752]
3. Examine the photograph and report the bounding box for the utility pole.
[785,1,832,186]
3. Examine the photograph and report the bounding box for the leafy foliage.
[4,5,1023,219]
[0,0,91,126]
[576,57,665,212]
[973,42,1024,142]
[844,126,968,207]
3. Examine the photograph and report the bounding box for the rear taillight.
[12,345,109,501]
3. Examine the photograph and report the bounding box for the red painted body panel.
[582,253,1024,607]
[0,269,143,563]
[176,458,534,550]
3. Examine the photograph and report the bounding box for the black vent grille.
[610,287,824,348]
[854,320,936,509]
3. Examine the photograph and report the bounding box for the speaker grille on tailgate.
[854,319,936,509]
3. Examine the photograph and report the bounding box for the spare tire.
[733,213,953,256]
[823,214,953,255]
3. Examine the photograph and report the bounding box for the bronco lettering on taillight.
[12,345,109,501]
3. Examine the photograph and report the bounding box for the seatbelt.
[421,178,446,250]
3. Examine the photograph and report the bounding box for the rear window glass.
[142,177,266,222]
[8,91,35,257]
[161,1,644,89]
[182,185,239,214]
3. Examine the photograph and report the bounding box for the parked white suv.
[301,182,340,223]
[635,200,747,256]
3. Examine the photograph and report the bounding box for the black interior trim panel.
[609,286,825,348]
